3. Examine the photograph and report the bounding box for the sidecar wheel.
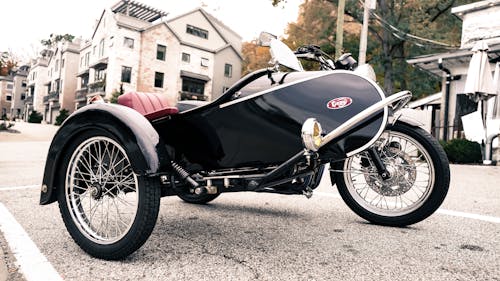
[57,130,161,260]
[332,122,449,227]
[177,192,220,204]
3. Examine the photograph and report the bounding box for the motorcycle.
[40,32,450,260]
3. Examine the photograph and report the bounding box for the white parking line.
[315,191,500,224]
[0,203,63,281]
[0,185,39,191]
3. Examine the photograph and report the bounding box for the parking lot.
[1,123,499,281]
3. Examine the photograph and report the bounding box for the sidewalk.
[0,121,59,142]
[1,121,58,281]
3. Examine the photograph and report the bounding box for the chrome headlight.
[301,118,323,151]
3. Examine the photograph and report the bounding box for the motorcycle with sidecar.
[40,32,450,260]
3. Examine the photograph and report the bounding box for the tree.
[270,0,476,98]
[110,84,125,104]
[55,109,69,126]
[0,51,17,76]
[40,34,75,48]
[241,41,272,75]
[28,111,43,123]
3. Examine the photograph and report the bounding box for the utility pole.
[335,0,345,59]
[359,0,376,65]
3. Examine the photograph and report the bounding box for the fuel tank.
[156,70,386,170]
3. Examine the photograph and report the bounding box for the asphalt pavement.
[1,122,499,281]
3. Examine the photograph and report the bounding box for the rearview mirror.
[258,32,277,47]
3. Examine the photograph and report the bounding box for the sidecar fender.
[390,109,425,128]
[40,103,170,205]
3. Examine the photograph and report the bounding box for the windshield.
[270,39,304,72]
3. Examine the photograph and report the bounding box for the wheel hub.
[90,185,103,200]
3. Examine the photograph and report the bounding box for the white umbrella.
[463,41,496,102]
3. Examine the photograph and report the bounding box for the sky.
[1,0,303,61]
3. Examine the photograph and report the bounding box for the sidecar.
[39,35,447,260]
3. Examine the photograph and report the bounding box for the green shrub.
[440,138,482,164]
[28,111,43,123]
[55,109,69,125]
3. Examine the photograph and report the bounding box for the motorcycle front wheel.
[331,122,450,227]
[57,129,161,260]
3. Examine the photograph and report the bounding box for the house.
[75,0,242,109]
[0,76,13,119]
[407,0,500,161]
[42,39,81,124]
[24,55,49,121]
[9,65,29,120]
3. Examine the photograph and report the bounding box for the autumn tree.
[271,0,476,98]
[241,41,272,75]
[0,51,18,76]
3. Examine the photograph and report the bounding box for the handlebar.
[294,44,357,71]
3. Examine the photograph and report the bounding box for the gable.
[168,10,227,51]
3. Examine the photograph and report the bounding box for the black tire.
[331,122,450,227]
[57,129,161,260]
[177,191,220,204]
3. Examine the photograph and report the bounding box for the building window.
[85,52,90,67]
[201,58,209,67]
[95,69,106,82]
[186,25,208,39]
[6,84,13,89]
[21,81,27,87]
[81,76,89,88]
[62,59,65,68]
[156,44,166,61]
[55,59,59,72]
[80,57,84,67]
[93,46,96,55]
[182,53,190,63]
[121,66,132,83]
[21,93,26,100]
[6,95,12,101]
[124,37,134,49]
[154,72,164,88]
[224,64,233,78]
[99,39,105,57]
[182,78,205,95]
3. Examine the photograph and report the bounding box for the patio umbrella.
[462,41,497,164]
[463,41,495,101]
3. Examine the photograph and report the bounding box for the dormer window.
[186,25,208,39]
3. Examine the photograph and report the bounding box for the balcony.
[88,81,106,94]
[75,88,89,101]
[179,91,207,101]
[43,91,59,104]
[25,96,33,104]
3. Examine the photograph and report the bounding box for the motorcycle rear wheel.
[57,129,161,260]
[331,122,449,226]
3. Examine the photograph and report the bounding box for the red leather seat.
[118,92,179,120]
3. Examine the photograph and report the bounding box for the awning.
[180,70,210,82]
[89,58,108,70]
[76,69,90,77]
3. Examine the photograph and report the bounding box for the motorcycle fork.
[367,147,390,180]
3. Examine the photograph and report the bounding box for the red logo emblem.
[327,97,352,109]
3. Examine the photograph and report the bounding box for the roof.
[407,43,500,76]
[111,0,168,22]
[452,0,500,19]
[408,92,442,108]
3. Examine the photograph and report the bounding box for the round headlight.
[301,118,323,151]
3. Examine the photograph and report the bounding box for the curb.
[0,253,7,281]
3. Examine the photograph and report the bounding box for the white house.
[75,0,242,109]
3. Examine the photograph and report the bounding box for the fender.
[389,110,425,128]
[40,103,170,205]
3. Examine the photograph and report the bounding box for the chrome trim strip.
[319,91,412,155]
[219,71,333,109]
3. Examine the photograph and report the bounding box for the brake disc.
[364,143,417,196]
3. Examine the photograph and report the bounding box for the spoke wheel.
[66,136,138,244]
[332,122,449,226]
[58,130,160,260]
